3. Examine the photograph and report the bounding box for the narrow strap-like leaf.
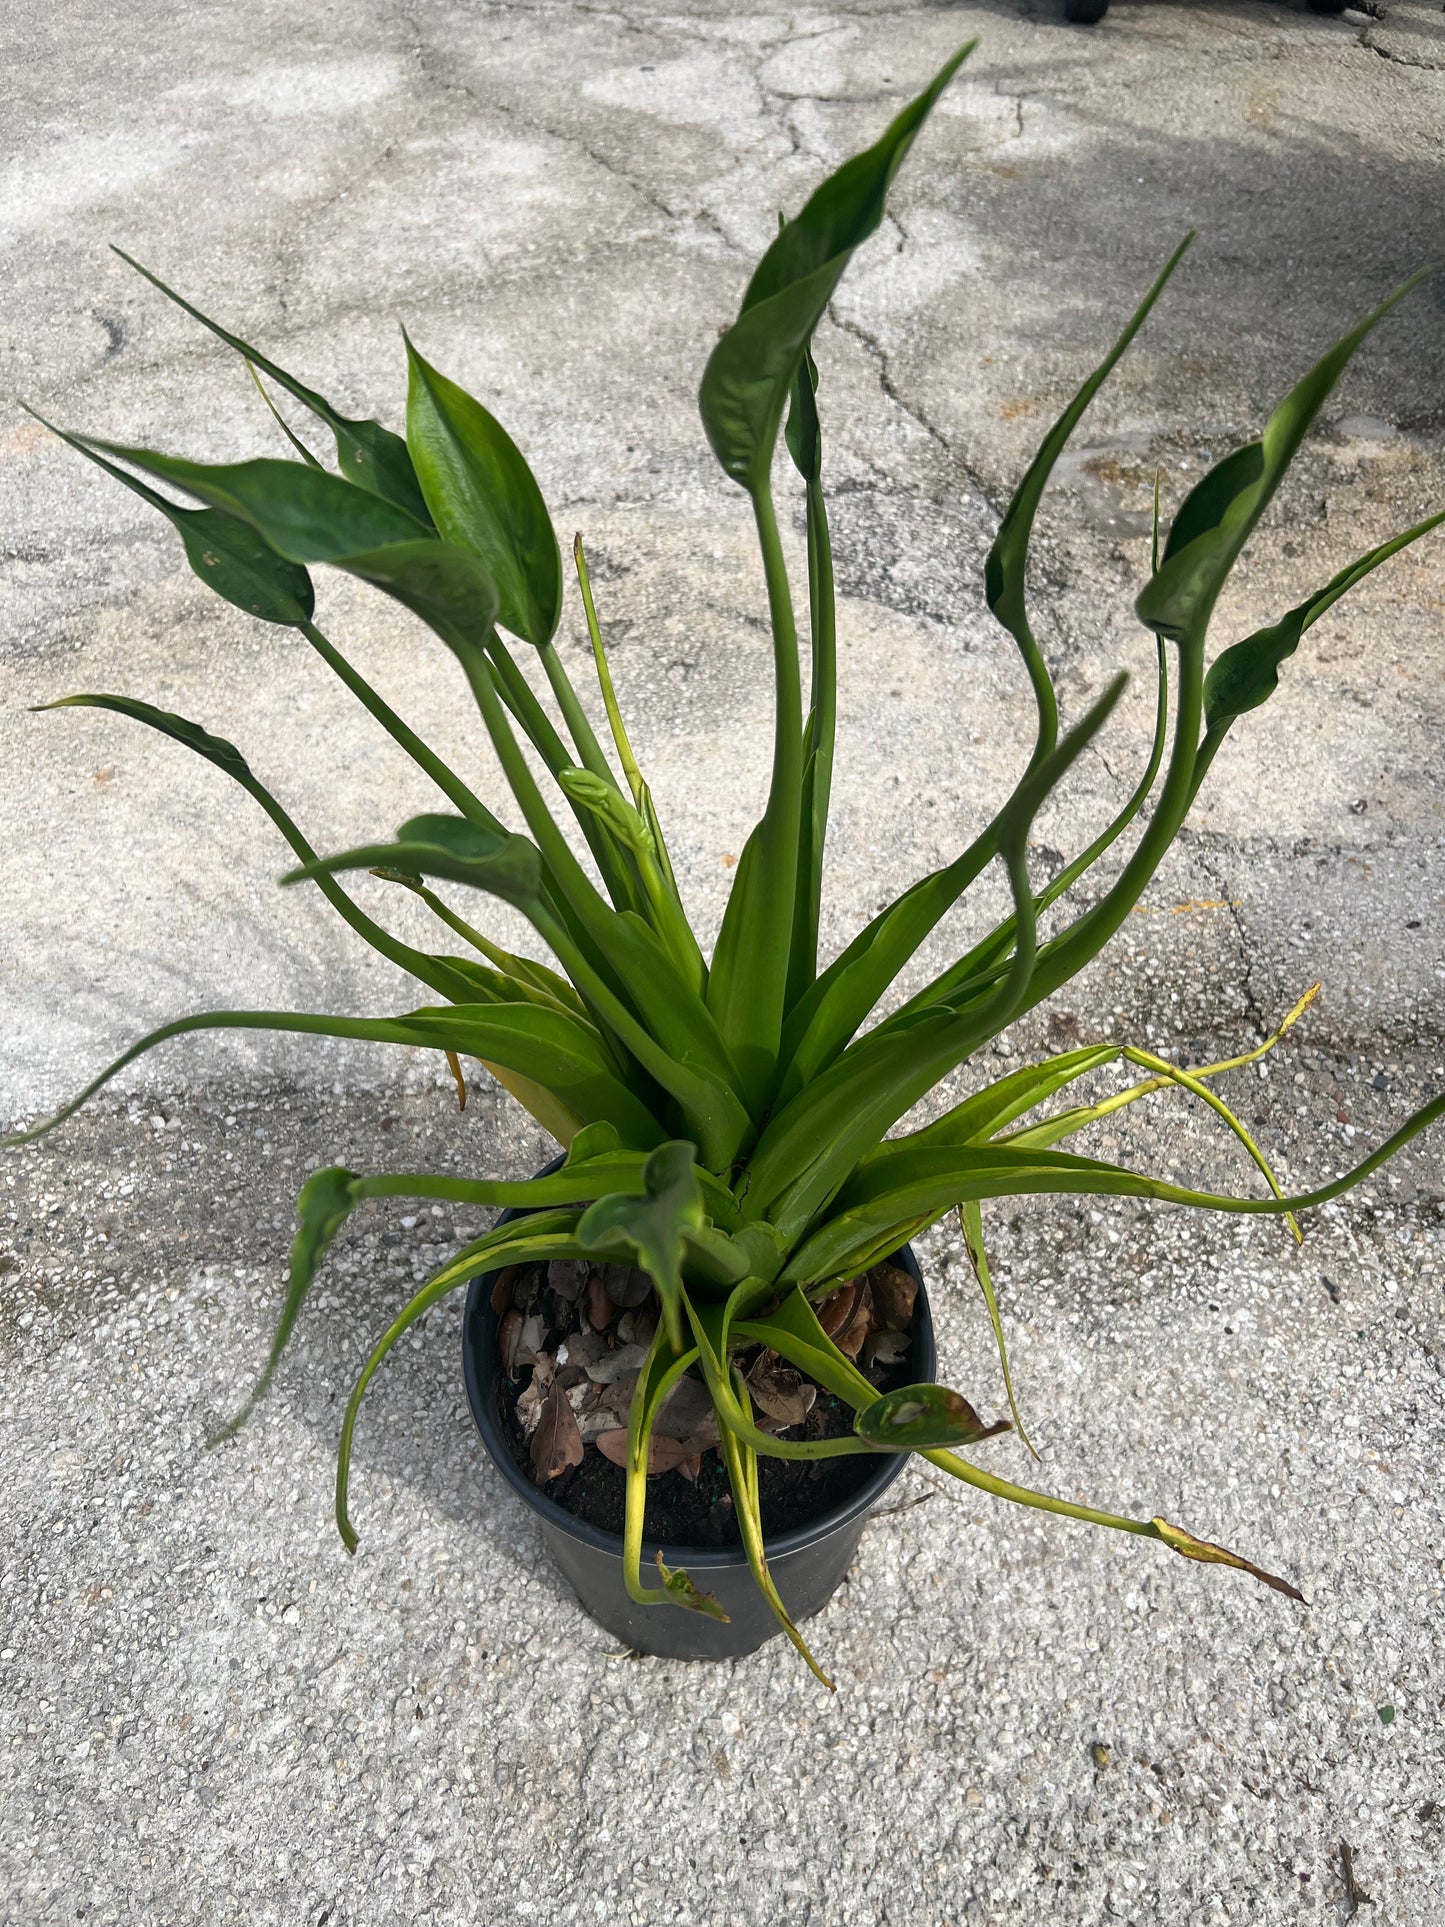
[985,234,1193,767]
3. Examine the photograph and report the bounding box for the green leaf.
[854,1381,1010,1451]
[80,439,504,656]
[3,1002,669,1154]
[336,1212,590,1549]
[985,234,1193,760]
[556,768,652,858]
[113,248,432,522]
[24,409,314,626]
[1136,269,1432,644]
[961,1200,1037,1458]
[403,334,562,646]
[210,1165,359,1442]
[784,341,821,483]
[286,812,546,917]
[576,1141,712,1352]
[1203,507,1445,733]
[699,40,975,490]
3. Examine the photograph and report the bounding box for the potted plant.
[9,40,1442,1687]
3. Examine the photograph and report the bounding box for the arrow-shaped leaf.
[1204,506,1445,733]
[113,247,431,522]
[699,41,974,490]
[1137,269,1432,644]
[26,409,314,626]
[404,334,562,646]
[854,1381,1011,1451]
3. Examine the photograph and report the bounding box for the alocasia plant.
[10,40,1443,1686]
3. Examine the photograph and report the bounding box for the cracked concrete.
[3,1,1445,1923]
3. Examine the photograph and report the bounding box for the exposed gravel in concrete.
[3,0,1445,1921]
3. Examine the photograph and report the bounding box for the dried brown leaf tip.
[1151,1517,1305,1602]
[530,1380,584,1482]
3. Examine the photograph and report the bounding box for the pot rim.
[461,1167,937,1569]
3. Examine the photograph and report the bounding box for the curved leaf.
[287,812,546,917]
[25,409,314,626]
[854,1381,1010,1451]
[985,235,1192,760]
[1204,506,1445,734]
[2,1002,668,1153]
[576,1140,736,1352]
[404,334,562,645]
[112,248,431,521]
[1137,269,1431,644]
[699,40,974,490]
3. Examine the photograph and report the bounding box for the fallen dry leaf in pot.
[868,1329,911,1368]
[868,1262,917,1332]
[586,1342,650,1385]
[490,1264,521,1316]
[514,1353,555,1438]
[816,1278,873,1359]
[498,1308,525,1378]
[745,1351,815,1428]
[547,1259,587,1303]
[556,1329,610,1376]
[602,1263,653,1309]
[583,1269,616,1332]
[516,1310,548,1367]
[616,1303,659,1349]
[531,1379,584,1481]
[595,1428,691,1477]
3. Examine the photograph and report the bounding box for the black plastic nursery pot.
[461,1182,937,1662]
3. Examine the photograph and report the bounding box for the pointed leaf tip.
[700,41,974,489]
[403,336,562,646]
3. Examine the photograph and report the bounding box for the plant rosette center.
[497,1255,922,1544]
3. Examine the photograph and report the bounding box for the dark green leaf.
[404,335,562,646]
[699,41,974,489]
[1204,507,1445,732]
[784,342,821,483]
[80,441,503,652]
[1137,269,1432,643]
[854,1381,1010,1451]
[984,234,1192,756]
[3,1002,670,1153]
[286,813,545,915]
[576,1141,709,1352]
[210,1165,359,1442]
[26,409,313,626]
[113,248,431,522]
